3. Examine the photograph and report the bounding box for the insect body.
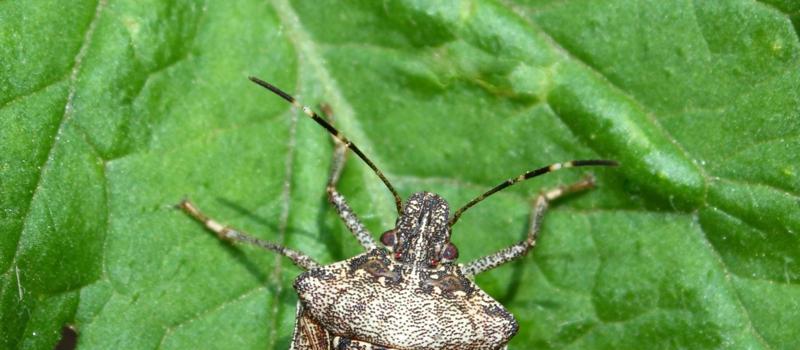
[293,192,516,349]
[179,77,617,349]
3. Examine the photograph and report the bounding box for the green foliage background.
[2,0,799,349]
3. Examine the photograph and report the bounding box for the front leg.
[179,199,320,270]
[323,105,377,251]
[462,176,596,277]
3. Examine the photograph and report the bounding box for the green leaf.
[2,0,798,349]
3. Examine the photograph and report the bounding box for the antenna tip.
[572,159,619,167]
[248,76,265,85]
[248,77,296,103]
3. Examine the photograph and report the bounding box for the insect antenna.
[448,159,618,226]
[249,76,403,214]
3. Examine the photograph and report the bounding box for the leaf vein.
[694,212,775,349]
[157,286,267,348]
[5,0,108,276]
[0,77,67,110]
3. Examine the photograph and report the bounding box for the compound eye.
[380,229,397,247]
[441,243,459,261]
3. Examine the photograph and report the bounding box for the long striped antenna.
[249,77,403,215]
[448,159,618,226]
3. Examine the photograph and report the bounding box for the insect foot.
[181,77,618,350]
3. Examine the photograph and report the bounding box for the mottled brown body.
[290,193,517,350]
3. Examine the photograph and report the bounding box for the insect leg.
[461,176,596,277]
[179,199,320,270]
[249,77,403,214]
[321,104,377,251]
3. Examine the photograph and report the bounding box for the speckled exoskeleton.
[179,77,617,350]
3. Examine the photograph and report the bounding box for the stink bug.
[179,77,618,349]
